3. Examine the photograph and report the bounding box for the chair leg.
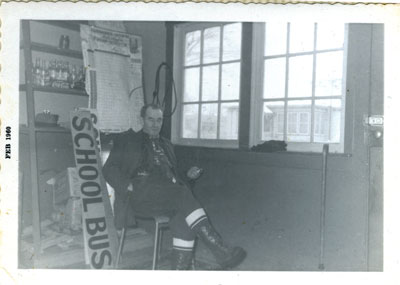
[157,227,164,264]
[152,223,160,270]
[115,228,126,269]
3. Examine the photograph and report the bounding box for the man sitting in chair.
[102,103,246,270]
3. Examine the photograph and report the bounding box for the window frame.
[250,23,349,153]
[172,22,242,148]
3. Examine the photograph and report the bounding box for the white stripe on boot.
[185,208,207,229]
[173,238,195,251]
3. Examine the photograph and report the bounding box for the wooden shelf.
[20,84,88,97]
[25,42,84,59]
[35,20,88,31]
[20,124,71,134]
[35,126,71,134]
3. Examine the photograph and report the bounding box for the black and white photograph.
[1,2,399,284]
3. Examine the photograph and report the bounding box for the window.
[255,23,347,152]
[173,22,347,152]
[173,23,242,147]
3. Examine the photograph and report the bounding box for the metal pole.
[318,144,329,270]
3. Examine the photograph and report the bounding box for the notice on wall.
[70,109,118,269]
[80,24,144,133]
[89,26,131,56]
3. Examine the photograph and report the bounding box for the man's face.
[142,107,163,137]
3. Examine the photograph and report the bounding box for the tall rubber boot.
[170,249,193,270]
[196,224,246,269]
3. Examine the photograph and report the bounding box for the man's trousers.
[129,175,207,248]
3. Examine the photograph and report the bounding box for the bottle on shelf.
[40,59,46,87]
[33,58,41,86]
[30,57,82,91]
[82,66,86,89]
[31,59,37,86]
[56,60,62,87]
[60,62,70,88]
[59,35,66,49]
[43,60,51,87]
[74,65,85,90]
[81,66,85,81]
[70,65,77,89]
[63,36,70,50]
[37,59,43,86]
[62,62,68,82]
[49,60,56,85]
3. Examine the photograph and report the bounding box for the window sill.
[176,144,352,157]
[173,138,239,149]
[175,144,353,172]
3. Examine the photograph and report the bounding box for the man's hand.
[186,166,203,180]
[127,183,134,192]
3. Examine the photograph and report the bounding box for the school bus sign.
[70,109,118,269]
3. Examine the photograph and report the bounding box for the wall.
[176,148,366,271]
[124,21,167,103]
[174,24,382,271]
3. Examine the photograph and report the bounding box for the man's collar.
[142,130,160,140]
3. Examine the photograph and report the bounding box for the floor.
[117,225,222,270]
[20,222,224,270]
[20,207,261,271]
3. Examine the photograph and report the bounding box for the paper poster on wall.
[91,21,127,33]
[80,24,144,133]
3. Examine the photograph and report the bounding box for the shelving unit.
[20,20,88,267]
[19,125,72,135]
[21,42,85,59]
[19,84,88,97]
[35,20,85,32]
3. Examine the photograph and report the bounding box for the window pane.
[264,58,286,99]
[200,104,218,139]
[185,31,201,66]
[265,23,287,56]
[262,101,284,141]
[220,102,239,140]
[221,62,240,100]
[314,99,342,143]
[314,112,322,135]
[299,113,310,134]
[183,67,200,102]
[288,55,313,98]
[317,23,344,50]
[202,65,219,101]
[287,100,311,142]
[288,112,297,134]
[315,51,343,97]
[182,104,199,138]
[203,27,220,64]
[223,23,242,61]
[289,23,314,53]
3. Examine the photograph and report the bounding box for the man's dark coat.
[102,129,179,229]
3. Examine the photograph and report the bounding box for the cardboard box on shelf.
[47,167,80,205]
[65,197,82,231]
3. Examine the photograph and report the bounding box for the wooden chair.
[116,215,170,269]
